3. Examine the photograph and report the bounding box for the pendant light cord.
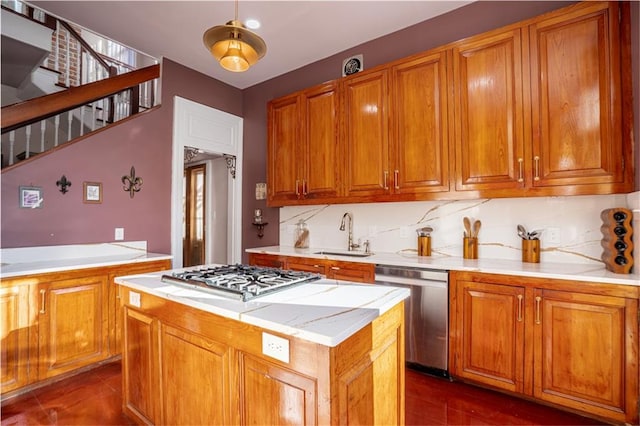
[234,0,238,21]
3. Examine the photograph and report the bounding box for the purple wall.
[0,58,241,253]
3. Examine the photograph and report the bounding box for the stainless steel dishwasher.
[374,265,449,377]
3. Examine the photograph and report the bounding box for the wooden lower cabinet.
[248,253,375,283]
[120,286,405,425]
[0,259,171,398]
[450,272,639,424]
[0,284,35,393]
[37,275,109,380]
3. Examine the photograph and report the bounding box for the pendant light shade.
[203,13,266,73]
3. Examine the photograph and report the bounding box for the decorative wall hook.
[56,175,72,194]
[122,166,143,198]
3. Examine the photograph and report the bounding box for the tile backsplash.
[279,193,638,266]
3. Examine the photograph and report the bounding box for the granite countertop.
[246,246,640,287]
[115,269,410,347]
[0,242,172,279]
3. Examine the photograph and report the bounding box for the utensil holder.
[463,237,478,259]
[522,239,540,263]
[418,236,431,256]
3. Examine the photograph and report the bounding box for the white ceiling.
[29,1,472,89]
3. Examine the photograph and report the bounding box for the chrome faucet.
[339,212,359,251]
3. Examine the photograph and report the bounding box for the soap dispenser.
[294,219,310,248]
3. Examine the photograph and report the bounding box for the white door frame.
[171,96,243,268]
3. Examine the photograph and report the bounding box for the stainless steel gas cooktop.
[161,264,321,302]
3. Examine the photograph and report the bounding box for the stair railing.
[1,64,160,169]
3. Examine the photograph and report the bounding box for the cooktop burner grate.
[160,264,321,301]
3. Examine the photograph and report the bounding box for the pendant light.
[203,0,266,72]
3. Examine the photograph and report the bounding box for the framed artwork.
[19,186,43,208]
[83,182,102,204]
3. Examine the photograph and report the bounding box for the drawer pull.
[39,289,46,314]
[533,156,540,181]
[330,266,340,271]
[517,158,524,183]
[517,294,523,322]
[535,296,542,324]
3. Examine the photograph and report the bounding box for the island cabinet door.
[122,307,161,425]
[239,353,318,425]
[37,275,109,380]
[160,324,234,425]
[451,280,526,394]
[533,289,638,424]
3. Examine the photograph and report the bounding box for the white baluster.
[25,125,31,159]
[91,103,97,131]
[80,106,85,136]
[40,121,46,152]
[54,115,60,147]
[55,20,60,75]
[67,110,73,141]
[65,27,70,87]
[9,131,15,166]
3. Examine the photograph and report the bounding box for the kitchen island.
[115,267,410,425]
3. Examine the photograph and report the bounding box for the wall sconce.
[122,166,143,198]
[56,175,72,194]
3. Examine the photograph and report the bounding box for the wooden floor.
[1,362,606,425]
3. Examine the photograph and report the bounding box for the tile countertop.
[0,252,173,279]
[115,270,410,347]
[246,246,640,287]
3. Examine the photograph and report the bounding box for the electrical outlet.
[262,332,289,363]
[547,227,561,244]
[115,228,124,241]
[129,291,141,308]
[399,226,409,239]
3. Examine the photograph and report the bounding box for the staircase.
[0,1,160,169]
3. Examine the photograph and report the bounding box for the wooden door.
[390,50,450,195]
[302,81,341,200]
[533,289,638,424]
[453,280,525,393]
[122,306,161,425]
[343,69,390,198]
[529,2,625,189]
[239,352,318,425]
[268,93,302,204]
[0,284,33,393]
[161,324,233,425]
[452,28,525,192]
[37,275,108,379]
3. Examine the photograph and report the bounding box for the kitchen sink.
[313,250,374,258]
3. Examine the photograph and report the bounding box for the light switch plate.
[255,183,267,200]
[129,291,141,308]
[115,228,124,241]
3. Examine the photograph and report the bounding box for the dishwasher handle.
[375,274,447,288]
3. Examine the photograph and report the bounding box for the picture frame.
[19,186,43,208]
[83,182,102,204]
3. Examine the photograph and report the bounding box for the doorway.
[172,96,243,268]
[183,163,205,267]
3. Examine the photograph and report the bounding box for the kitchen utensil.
[463,217,471,237]
[528,229,543,240]
[471,220,481,238]
[517,224,527,239]
[416,226,433,237]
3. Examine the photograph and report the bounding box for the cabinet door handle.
[302,180,308,196]
[535,296,542,324]
[533,156,540,181]
[517,158,524,183]
[394,170,400,189]
[517,294,523,322]
[295,179,300,196]
[383,171,389,190]
[39,289,46,314]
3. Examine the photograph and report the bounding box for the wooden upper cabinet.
[267,82,340,206]
[302,82,341,200]
[267,93,301,204]
[451,28,525,192]
[529,2,627,190]
[343,69,390,198]
[390,50,450,194]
